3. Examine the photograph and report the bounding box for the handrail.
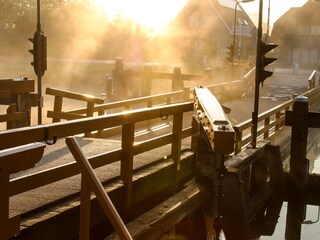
[4,102,193,197]
[46,78,247,124]
[234,70,319,153]
[66,137,132,240]
[308,70,318,90]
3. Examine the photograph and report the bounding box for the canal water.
[260,129,320,240]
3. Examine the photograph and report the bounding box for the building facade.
[271,0,320,68]
[153,0,256,70]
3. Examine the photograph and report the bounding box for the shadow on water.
[250,131,320,240]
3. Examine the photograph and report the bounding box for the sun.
[93,0,187,33]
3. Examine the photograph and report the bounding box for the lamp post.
[232,0,255,80]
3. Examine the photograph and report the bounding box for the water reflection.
[259,130,320,240]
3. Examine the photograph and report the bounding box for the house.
[271,0,320,68]
[151,0,256,70]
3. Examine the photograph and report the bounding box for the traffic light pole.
[36,0,43,125]
[251,0,263,149]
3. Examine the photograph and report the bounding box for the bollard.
[285,95,309,240]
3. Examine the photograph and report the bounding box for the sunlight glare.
[93,0,187,33]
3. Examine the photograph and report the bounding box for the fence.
[234,70,320,153]
[0,68,319,239]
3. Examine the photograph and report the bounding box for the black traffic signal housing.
[29,30,47,77]
[259,42,277,86]
[226,43,234,64]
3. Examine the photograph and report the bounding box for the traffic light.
[29,30,47,77]
[259,42,277,85]
[226,43,234,64]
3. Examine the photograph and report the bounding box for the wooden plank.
[0,79,34,94]
[9,148,121,196]
[46,87,104,104]
[0,102,193,150]
[223,171,250,240]
[0,90,11,99]
[0,142,45,173]
[0,112,25,122]
[106,180,209,240]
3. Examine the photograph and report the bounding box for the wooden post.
[66,137,132,240]
[171,113,183,182]
[6,104,16,129]
[172,67,183,92]
[121,123,135,209]
[106,75,113,102]
[113,57,126,100]
[52,95,63,123]
[142,65,152,97]
[284,96,309,239]
[79,176,91,240]
[290,96,309,196]
[223,170,250,240]
[204,68,212,85]
[0,142,45,240]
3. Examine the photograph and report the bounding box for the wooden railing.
[66,137,132,240]
[3,101,192,194]
[46,76,250,122]
[0,104,26,129]
[1,68,319,239]
[234,70,320,153]
[0,101,194,239]
[0,78,37,129]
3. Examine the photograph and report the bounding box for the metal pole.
[266,0,271,42]
[36,0,42,125]
[251,0,263,148]
[232,2,240,80]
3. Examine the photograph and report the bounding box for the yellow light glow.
[93,0,187,33]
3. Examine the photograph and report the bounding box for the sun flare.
[93,0,187,33]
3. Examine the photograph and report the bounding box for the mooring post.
[285,95,309,240]
[289,95,309,196]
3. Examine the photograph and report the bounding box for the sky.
[93,0,310,33]
[242,0,309,26]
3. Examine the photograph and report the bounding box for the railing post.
[264,116,270,139]
[52,95,63,123]
[234,128,243,154]
[172,67,183,92]
[289,96,309,195]
[0,142,45,240]
[142,65,152,97]
[121,123,135,209]
[275,112,281,131]
[85,102,95,137]
[6,104,16,129]
[113,57,126,100]
[204,68,212,85]
[284,95,309,240]
[171,113,183,182]
[79,176,91,240]
[105,75,113,102]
